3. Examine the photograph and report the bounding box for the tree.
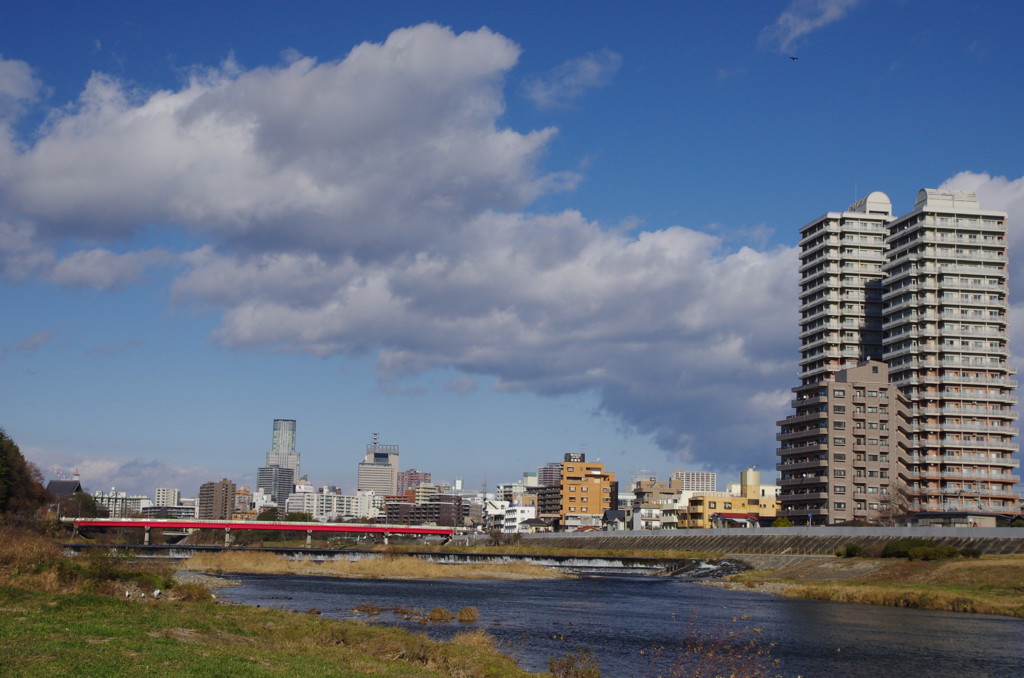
[771,516,793,527]
[875,480,914,527]
[284,512,313,522]
[257,507,279,521]
[0,428,48,516]
[58,492,107,518]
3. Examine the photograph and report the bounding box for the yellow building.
[559,453,616,530]
[683,469,778,528]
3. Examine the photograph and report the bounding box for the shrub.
[838,543,864,558]
[906,545,960,561]
[959,547,982,558]
[882,538,936,558]
[771,517,793,527]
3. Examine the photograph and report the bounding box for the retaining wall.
[520,527,1024,555]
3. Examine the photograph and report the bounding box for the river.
[216,572,1023,677]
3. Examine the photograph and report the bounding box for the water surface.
[217,573,1023,677]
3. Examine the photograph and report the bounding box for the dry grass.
[457,606,480,622]
[181,550,568,580]
[726,554,1024,618]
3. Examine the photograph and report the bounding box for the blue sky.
[2,1,1023,498]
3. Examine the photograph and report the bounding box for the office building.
[257,465,296,506]
[778,189,1018,521]
[266,419,300,477]
[357,432,399,496]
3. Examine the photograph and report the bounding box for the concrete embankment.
[521,526,1024,556]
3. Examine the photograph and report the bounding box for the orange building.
[559,453,617,530]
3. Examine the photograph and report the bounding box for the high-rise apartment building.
[882,190,1018,514]
[357,433,399,495]
[670,470,717,493]
[265,419,300,477]
[397,468,432,495]
[154,488,181,507]
[198,478,236,520]
[537,462,563,487]
[778,189,1018,521]
[777,361,909,523]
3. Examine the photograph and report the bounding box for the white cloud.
[759,0,864,54]
[522,49,622,109]
[24,445,228,497]
[49,248,171,289]
[0,23,800,471]
[0,55,44,120]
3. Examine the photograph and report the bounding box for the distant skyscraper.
[266,419,300,477]
[357,433,399,495]
[257,466,296,506]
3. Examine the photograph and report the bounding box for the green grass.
[0,585,537,677]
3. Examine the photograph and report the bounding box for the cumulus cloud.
[522,49,622,109]
[1,23,800,472]
[0,55,44,120]
[759,0,864,53]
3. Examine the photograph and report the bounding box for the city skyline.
[2,2,1023,496]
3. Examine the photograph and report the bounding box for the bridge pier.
[306,530,312,548]
[224,527,232,547]
[144,526,151,546]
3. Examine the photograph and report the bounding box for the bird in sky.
[789,56,799,61]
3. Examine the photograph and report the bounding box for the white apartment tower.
[882,189,1018,513]
[797,191,890,385]
[266,419,300,477]
[779,189,1018,521]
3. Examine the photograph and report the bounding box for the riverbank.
[0,525,545,677]
[716,554,1024,618]
[181,550,571,580]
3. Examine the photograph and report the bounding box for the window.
[834,486,846,494]
[834,502,847,509]
[834,453,846,461]
[834,437,846,445]
[834,389,846,397]
[834,469,846,477]
[581,486,588,492]
[834,421,846,429]
[709,502,717,509]
[834,405,846,413]
[724,502,733,509]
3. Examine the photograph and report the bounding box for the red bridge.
[72,518,453,546]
